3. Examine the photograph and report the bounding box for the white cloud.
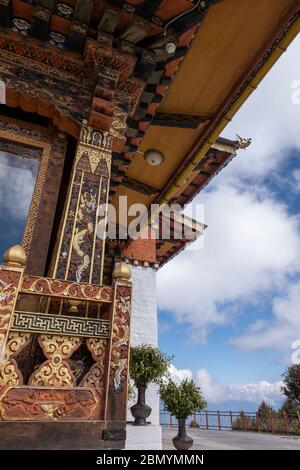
[170,365,282,406]
[168,364,193,384]
[0,152,37,221]
[231,281,300,352]
[195,368,227,403]
[158,183,300,341]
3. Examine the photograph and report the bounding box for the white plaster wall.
[127,265,160,426]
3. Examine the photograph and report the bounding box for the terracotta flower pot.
[130,386,152,426]
[172,418,193,450]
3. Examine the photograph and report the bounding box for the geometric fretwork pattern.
[11,312,111,338]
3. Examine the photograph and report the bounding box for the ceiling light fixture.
[144,149,165,167]
[165,40,177,55]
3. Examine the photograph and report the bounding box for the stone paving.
[162,427,300,450]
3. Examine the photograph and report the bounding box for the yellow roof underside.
[113,0,299,211]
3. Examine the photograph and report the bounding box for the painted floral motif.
[12,19,31,37]
[49,32,68,50]
[29,335,82,387]
[55,3,74,19]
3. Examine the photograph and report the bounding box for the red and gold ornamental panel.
[0,248,132,429]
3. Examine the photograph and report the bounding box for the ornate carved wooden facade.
[0,0,299,450]
[0,248,132,447]
[0,0,145,447]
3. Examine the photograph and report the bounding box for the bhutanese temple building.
[0,0,299,450]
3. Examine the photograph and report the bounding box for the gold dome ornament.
[3,245,26,267]
[113,262,132,281]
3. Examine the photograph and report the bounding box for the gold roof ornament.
[3,244,26,267]
[113,262,132,281]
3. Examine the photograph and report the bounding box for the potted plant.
[160,379,206,450]
[130,344,172,426]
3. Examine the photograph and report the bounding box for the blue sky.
[157,35,300,411]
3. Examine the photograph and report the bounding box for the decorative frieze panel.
[20,275,113,303]
[0,50,92,129]
[10,312,111,338]
[0,386,99,421]
[0,31,89,79]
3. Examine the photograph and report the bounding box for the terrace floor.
[162,427,300,450]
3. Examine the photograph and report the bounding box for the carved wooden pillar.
[81,338,108,418]
[104,262,132,425]
[52,124,113,285]
[0,246,31,387]
[0,246,25,361]
[49,65,122,284]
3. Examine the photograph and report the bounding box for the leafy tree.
[280,398,300,416]
[282,365,300,406]
[257,401,275,418]
[160,379,206,419]
[130,344,172,387]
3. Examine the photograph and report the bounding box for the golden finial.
[3,245,26,267]
[68,300,81,313]
[113,262,132,281]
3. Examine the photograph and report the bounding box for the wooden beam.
[119,17,150,44]
[151,112,211,129]
[73,0,93,24]
[171,7,206,36]
[139,0,222,48]
[69,0,94,53]
[108,0,164,28]
[133,50,156,80]
[31,4,53,41]
[0,0,12,28]
[135,0,164,20]
[121,176,159,197]
[97,4,120,34]
[170,1,223,36]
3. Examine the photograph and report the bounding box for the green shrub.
[130,344,172,388]
[232,411,300,435]
[160,379,206,420]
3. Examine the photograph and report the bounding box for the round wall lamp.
[165,40,177,55]
[144,149,165,167]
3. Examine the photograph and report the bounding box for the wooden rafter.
[150,112,211,129]
[120,175,159,197]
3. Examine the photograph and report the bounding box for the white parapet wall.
[125,265,162,450]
